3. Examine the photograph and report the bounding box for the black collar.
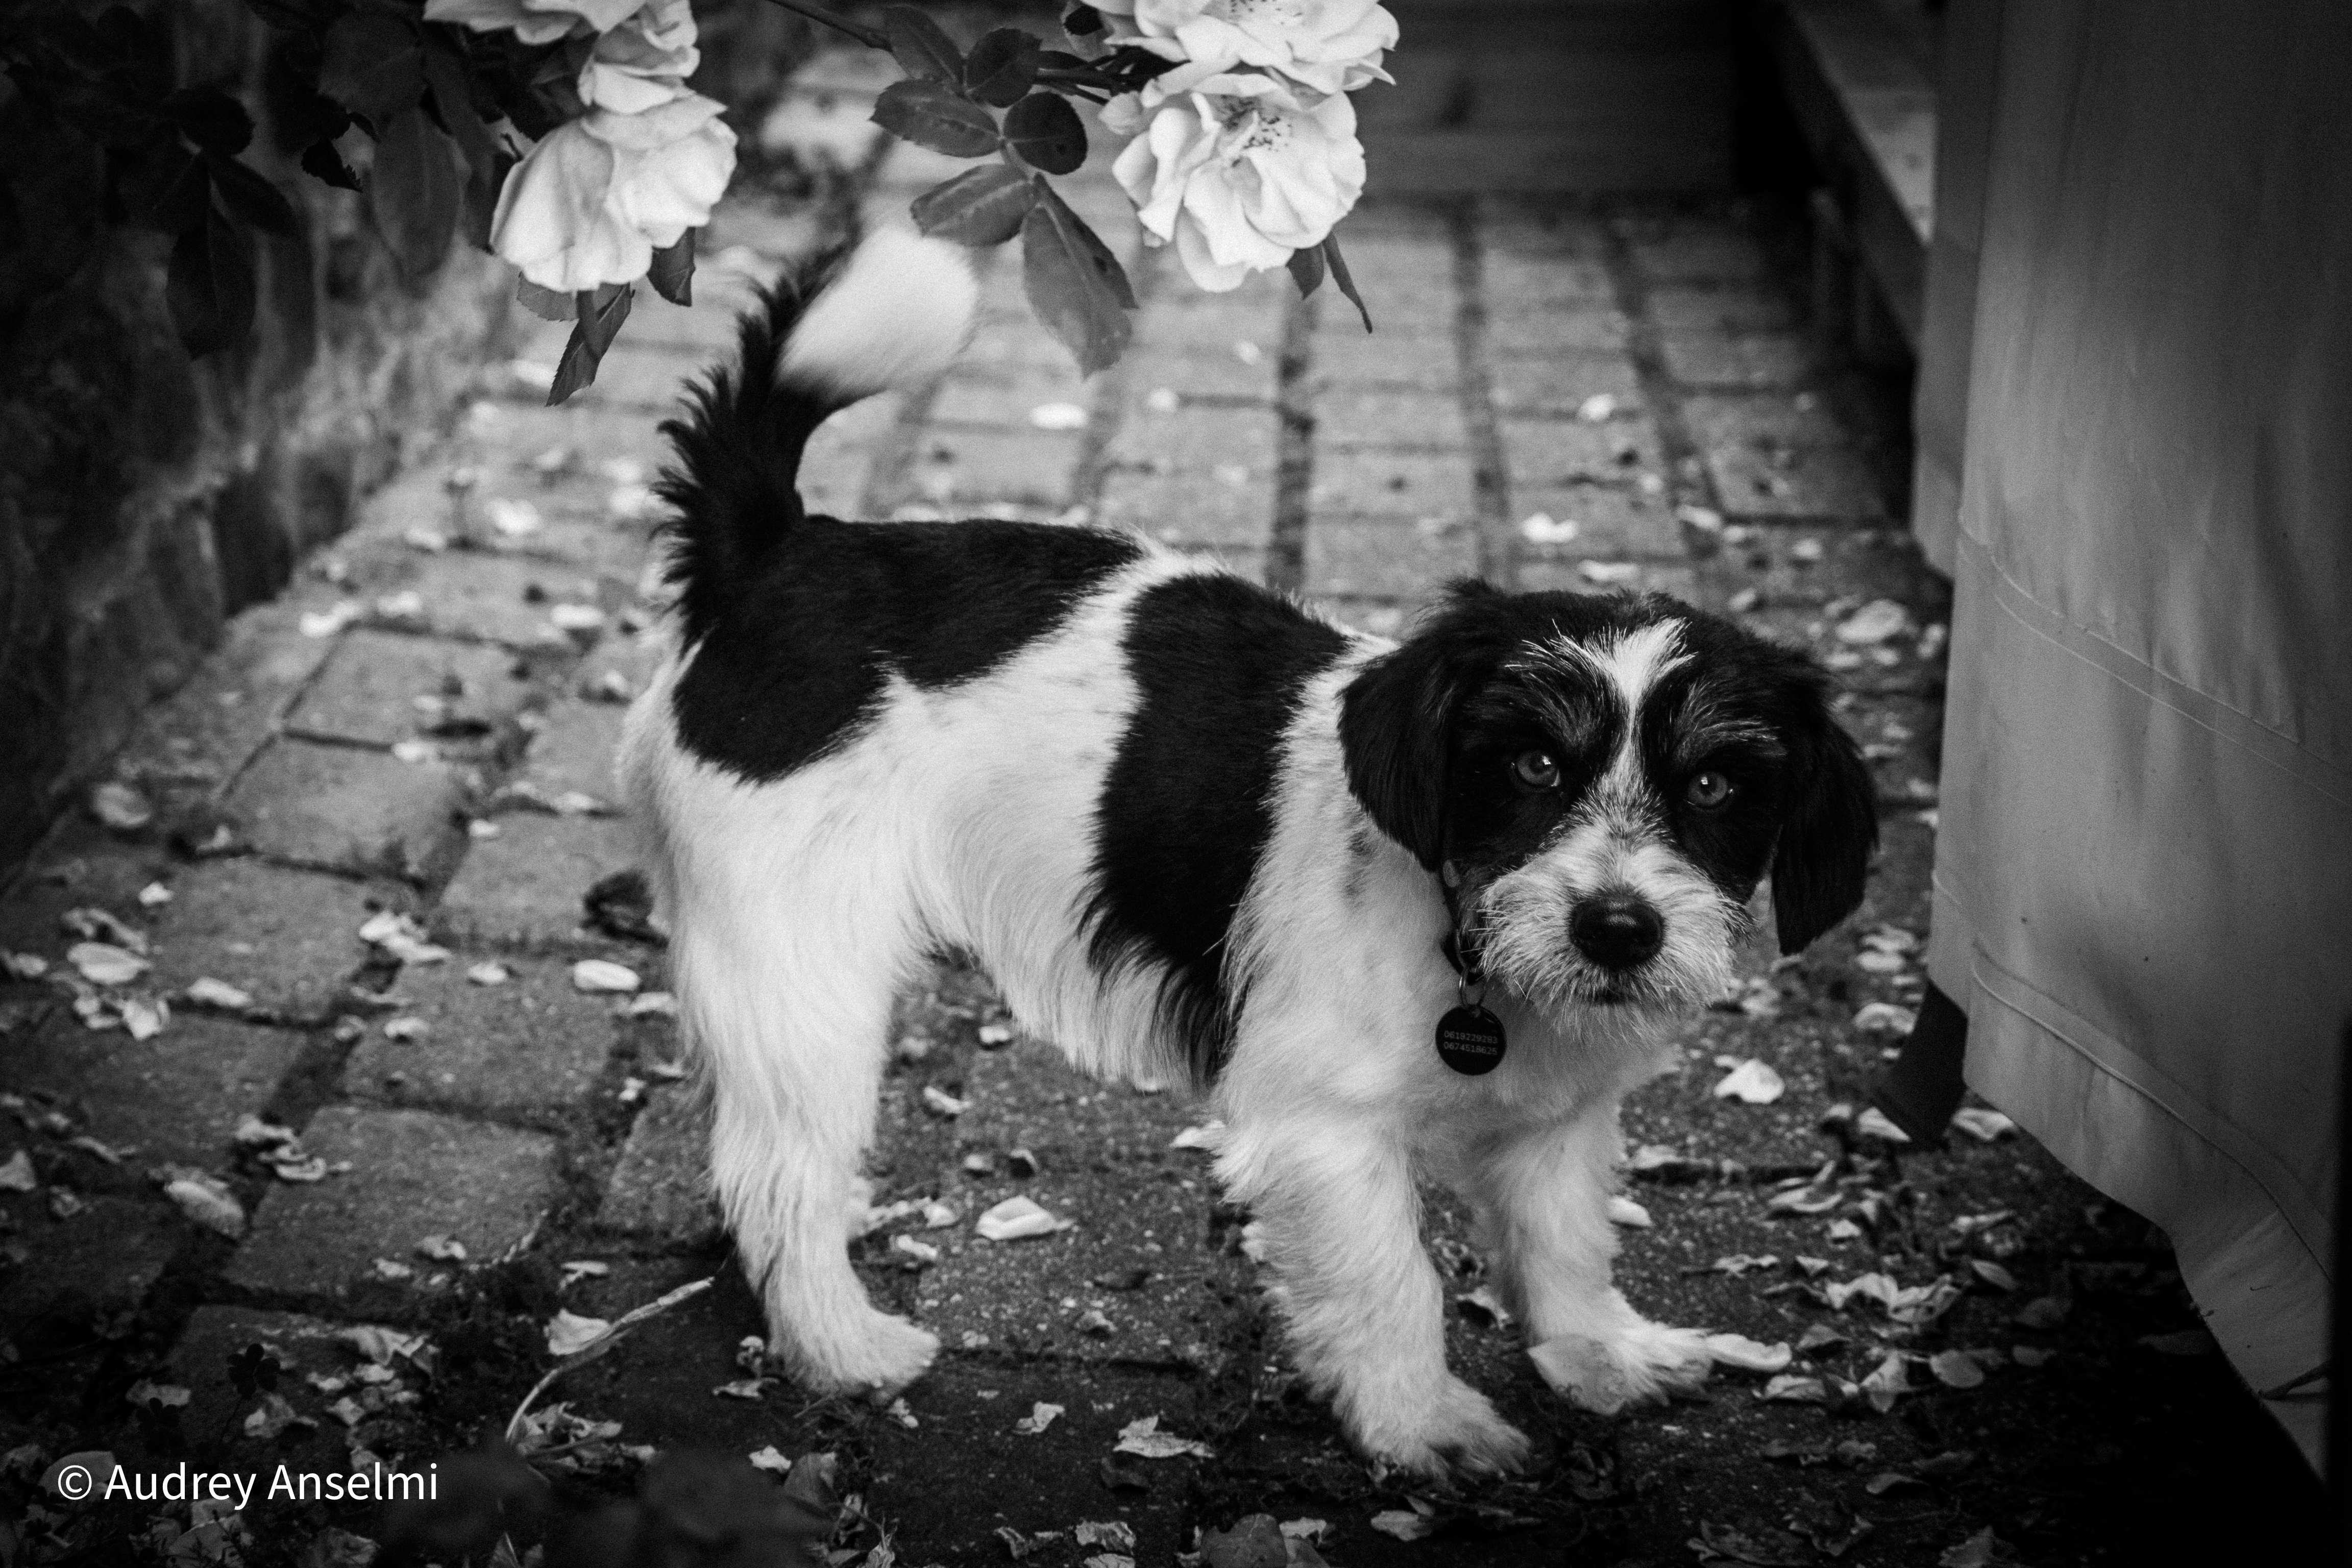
[1440,927,1484,984]
[1437,857,1485,984]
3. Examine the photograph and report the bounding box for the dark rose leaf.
[208,156,298,237]
[241,0,351,29]
[136,146,212,234]
[457,148,508,251]
[1021,179,1133,375]
[649,229,695,307]
[881,5,964,86]
[548,283,634,406]
[263,40,352,155]
[964,28,1042,107]
[910,164,1035,247]
[301,137,360,190]
[1004,92,1087,176]
[1286,240,1326,299]
[318,10,425,121]
[162,88,253,155]
[1322,232,1373,331]
[871,79,999,159]
[166,208,256,357]
[369,105,460,279]
[423,36,499,179]
[516,278,574,323]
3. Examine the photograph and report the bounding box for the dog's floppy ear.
[1338,581,1506,870]
[1770,693,1879,953]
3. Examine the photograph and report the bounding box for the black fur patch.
[1087,575,1351,1083]
[671,518,1144,781]
[1635,611,1876,949]
[1343,582,1874,954]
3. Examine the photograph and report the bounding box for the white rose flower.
[578,0,701,115]
[1111,78,1364,291]
[1095,0,1399,99]
[491,93,736,294]
[597,94,736,249]
[424,0,644,46]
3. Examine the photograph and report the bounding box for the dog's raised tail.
[657,227,977,628]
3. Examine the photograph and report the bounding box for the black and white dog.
[620,230,1876,1476]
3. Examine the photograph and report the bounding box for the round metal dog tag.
[1436,1004,1507,1075]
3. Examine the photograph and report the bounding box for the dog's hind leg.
[669,826,938,1398]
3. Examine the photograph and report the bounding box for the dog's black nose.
[1570,897,1664,971]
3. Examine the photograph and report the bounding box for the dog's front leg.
[1470,1106,1713,1414]
[1219,1113,1529,1478]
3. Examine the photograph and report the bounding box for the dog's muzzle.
[1569,893,1665,972]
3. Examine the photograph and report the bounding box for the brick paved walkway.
[7,43,2293,1568]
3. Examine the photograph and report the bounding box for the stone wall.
[0,2,519,869]
[0,0,822,873]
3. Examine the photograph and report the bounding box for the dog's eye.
[1511,750,1561,790]
[1685,770,1735,808]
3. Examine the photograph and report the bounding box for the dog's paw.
[1350,1377,1531,1480]
[1529,1321,1713,1415]
[800,1312,939,1396]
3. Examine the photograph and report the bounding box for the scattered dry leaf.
[1854,1107,1912,1143]
[358,911,450,966]
[68,942,148,987]
[1113,1415,1213,1460]
[1368,1510,1431,1542]
[1859,1351,1911,1411]
[976,1196,1068,1242]
[1012,1402,1063,1435]
[160,1169,244,1236]
[1712,1058,1785,1104]
[185,977,255,1011]
[546,1310,611,1358]
[1939,1527,2006,1567]
[1852,1002,1916,1036]
[1949,1107,2017,1142]
[1970,1260,2018,1291]
[242,1393,310,1439]
[1834,601,1910,646]
[2013,1295,2069,1329]
[571,959,641,994]
[1456,1285,1513,1328]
